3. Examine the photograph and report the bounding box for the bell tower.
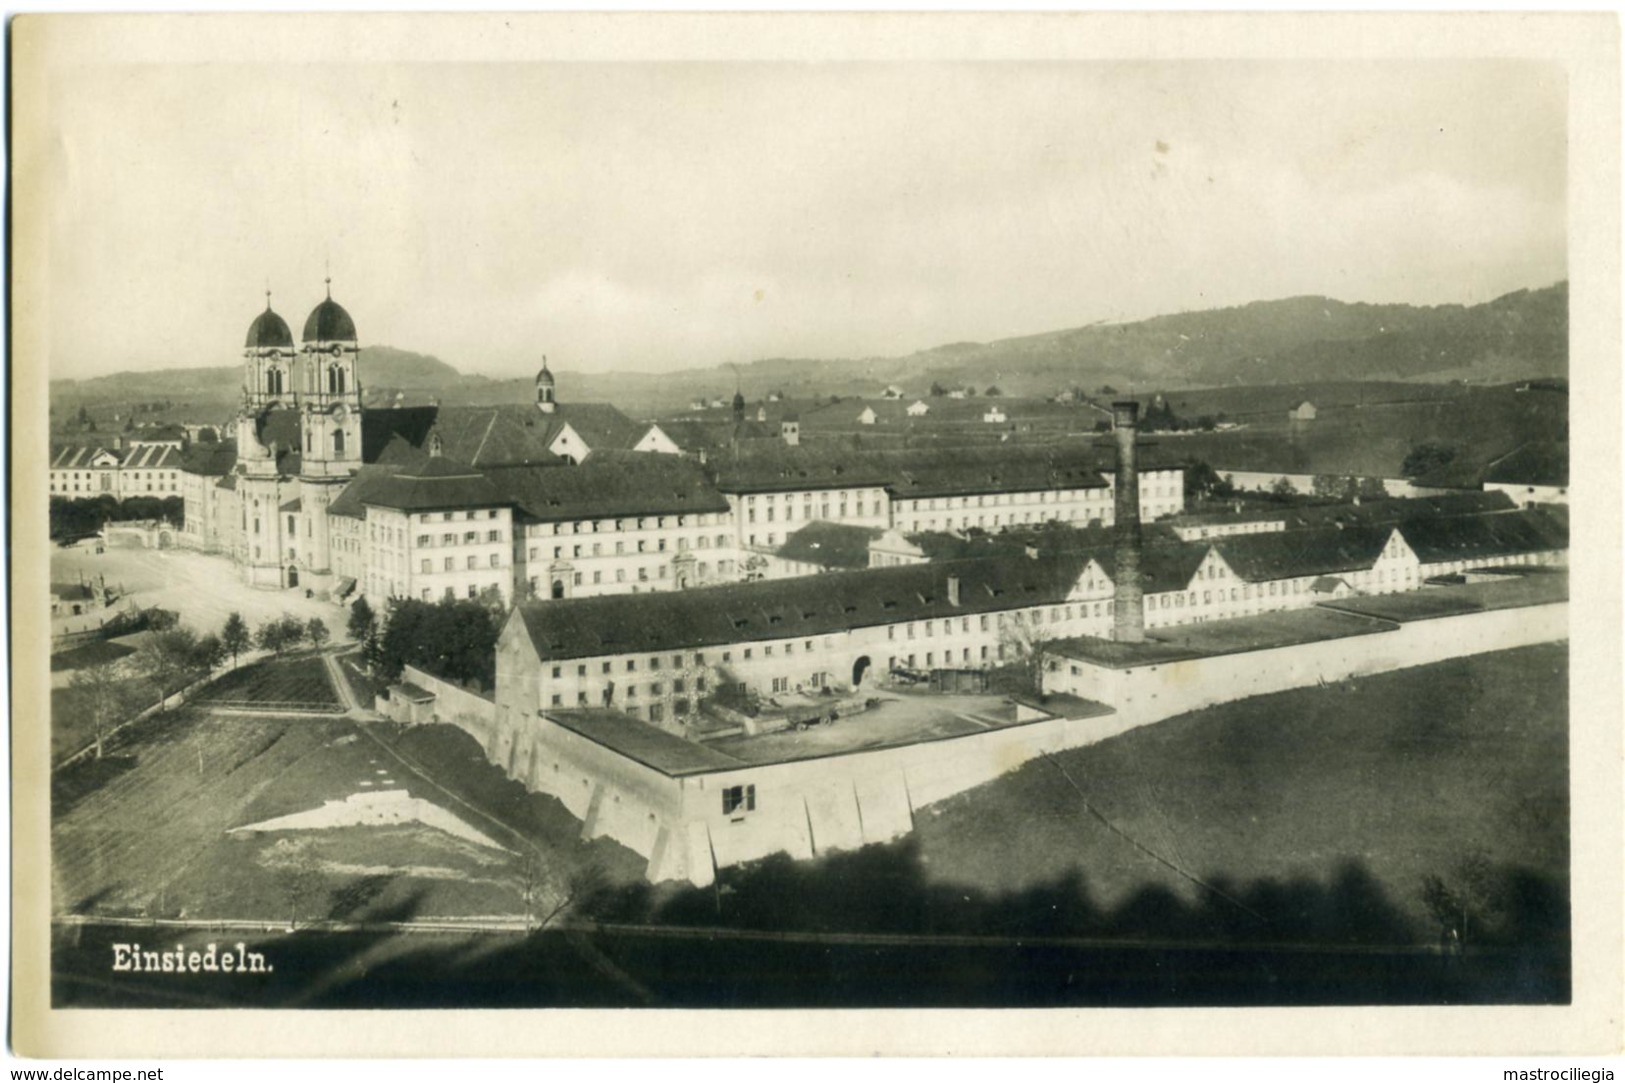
[536,356,557,414]
[296,278,363,577]
[298,278,363,480]
[242,291,297,411]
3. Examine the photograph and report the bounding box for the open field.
[49,545,349,640]
[1174,386,1565,479]
[195,656,343,712]
[50,640,135,671]
[53,706,645,924]
[50,679,153,764]
[911,643,1569,941]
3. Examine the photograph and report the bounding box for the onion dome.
[302,280,357,343]
[245,303,294,349]
[536,357,555,386]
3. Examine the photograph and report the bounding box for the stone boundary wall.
[401,665,497,743]
[430,602,1565,888]
[1051,602,1567,726]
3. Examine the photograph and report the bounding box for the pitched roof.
[1171,490,1517,530]
[513,551,1091,661]
[1213,525,1394,581]
[50,444,122,470]
[358,403,641,469]
[179,440,240,477]
[482,454,729,522]
[885,446,1111,499]
[1397,507,1568,564]
[326,464,400,520]
[710,446,896,494]
[775,521,884,569]
[654,418,779,453]
[357,456,511,513]
[1093,538,1213,595]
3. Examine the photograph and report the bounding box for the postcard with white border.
[9,11,1621,1059]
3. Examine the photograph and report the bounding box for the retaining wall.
[1050,602,1567,726]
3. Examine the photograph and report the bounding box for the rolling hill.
[49,282,1566,422]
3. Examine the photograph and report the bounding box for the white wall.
[1049,601,1568,725]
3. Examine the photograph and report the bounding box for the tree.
[68,658,136,760]
[1420,849,1502,954]
[221,612,250,668]
[306,617,330,651]
[1182,459,1235,502]
[1311,474,1358,501]
[347,597,377,643]
[191,633,226,674]
[270,838,326,930]
[984,385,1001,398]
[198,427,218,444]
[1356,476,1388,499]
[138,627,201,711]
[374,596,501,689]
[1269,476,1298,499]
[257,614,302,657]
[995,610,1055,700]
[929,381,948,398]
[1401,442,1457,479]
[146,607,179,632]
[1098,385,1118,396]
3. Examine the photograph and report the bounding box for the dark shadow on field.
[51,754,139,817]
[325,873,399,922]
[578,838,1569,1006]
[50,841,1570,1008]
[54,884,637,1009]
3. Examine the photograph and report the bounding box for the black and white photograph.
[10,11,1620,1060]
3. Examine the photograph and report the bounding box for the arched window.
[333,429,346,455]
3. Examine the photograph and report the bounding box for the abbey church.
[180,285,1198,612]
[179,287,694,599]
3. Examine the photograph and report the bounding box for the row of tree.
[66,608,332,760]
[928,383,1002,398]
[49,495,184,541]
[348,594,501,693]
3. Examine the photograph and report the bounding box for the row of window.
[417,509,502,523]
[53,470,180,480]
[538,513,715,535]
[533,534,727,561]
[548,676,709,708]
[417,531,504,547]
[422,555,502,572]
[746,500,884,523]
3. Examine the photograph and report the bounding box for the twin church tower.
[239,281,364,479]
[233,282,365,588]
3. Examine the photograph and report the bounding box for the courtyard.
[51,544,350,641]
[707,687,1112,765]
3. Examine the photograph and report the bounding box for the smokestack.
[1112,401,1145,643]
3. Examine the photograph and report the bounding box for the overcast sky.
[44,59,1565,380]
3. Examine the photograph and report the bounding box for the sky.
[42,59,1566,380]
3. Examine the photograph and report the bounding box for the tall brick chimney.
[1112,401,1146,643]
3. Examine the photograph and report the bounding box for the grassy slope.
[913,644,1568,938]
